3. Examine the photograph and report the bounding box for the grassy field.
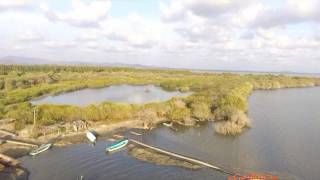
[1,64,320,136]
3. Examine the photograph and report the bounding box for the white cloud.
[42,40,76,48]
[1,0,320,73]
[17,30,44,42]
[0,0,33,11]
[40,0,111,27]
[99,13,174,50]
[77,30,99,41]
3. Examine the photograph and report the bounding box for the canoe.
[113,134,124,139]
[163,122,173,127]
[130,131,142,136]
[29,143,52,156]
[106,139,129,152]
[86,131,96,143]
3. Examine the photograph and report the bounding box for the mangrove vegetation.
[1,64,320,136]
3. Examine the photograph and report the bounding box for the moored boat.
[106,139,129,152]
[29,143,52,156]
[130,131,142,136]
[86,131,96,143]
[163,122,173,127]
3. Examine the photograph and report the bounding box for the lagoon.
[22,87,320,179]
[31,84,191,106]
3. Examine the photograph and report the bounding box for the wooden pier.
[0,129,17,137]
[4,139,38,147]
[129,139,237,176]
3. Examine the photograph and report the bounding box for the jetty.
[5,140,38,147]
[129,139,237,176]
[0,129,17,137]
[0,139,38,148]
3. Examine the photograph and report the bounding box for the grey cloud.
[42,11,105,28]
[42,41,76,49]
[249,1,320,28]
[174,24,231,44]
[40,1,111,28]
[105,32,128,42]
[188,0,248,18]
[130,41,154,49]
[163,0,251,22]
[250,9,304,28]
[240,30,255,40]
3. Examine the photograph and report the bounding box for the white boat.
[29,143,52,156]
[106,139,129,152]
[130,131,142,136]
[86,131,97,143]
[163,122,173,127]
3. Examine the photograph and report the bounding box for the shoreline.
[0,119,158,180]
[0,118,202,180]
[2,85,320,158]
[0,119,152,156]
[1,81,320,179]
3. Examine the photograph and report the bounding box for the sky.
[0,0,320,73]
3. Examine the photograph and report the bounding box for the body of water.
[31,85,191,106]
[22,87,320,180]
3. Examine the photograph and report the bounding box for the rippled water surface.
[31,84,191,106]
[22,87,320,180]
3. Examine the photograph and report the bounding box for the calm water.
[21,87,320,180]
[31,85,191,106]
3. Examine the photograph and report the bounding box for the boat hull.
[106,139,129,152]
[163,122,172,127]
[86,132,96,143]
[29,144,52,156]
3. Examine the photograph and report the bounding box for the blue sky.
[0,0,320,73]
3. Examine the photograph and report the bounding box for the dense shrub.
[1,64,319,136]
[190,102,211,120]
[5,103,33,130]
[214,108,251,135]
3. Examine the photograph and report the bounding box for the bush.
[168,107,191,122]
[5,79,17,90]
[37,105,66,125]
[213,108,251,135]
[100,102,134,122]
[190,102,211,120]
[84,105,102,122]
[0,80,4,90]
[5,103,33,130]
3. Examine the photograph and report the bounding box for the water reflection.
[31,85,191,106]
